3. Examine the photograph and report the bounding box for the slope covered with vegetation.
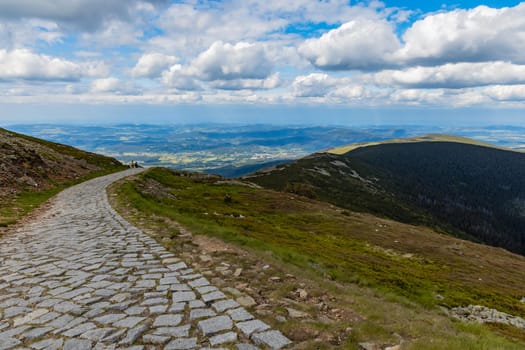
[247,135,525,255]
[112,167,525,349]
[0,127,125,227]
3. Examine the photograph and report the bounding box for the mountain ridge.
[246,134,525,256]
[326,133,522,155]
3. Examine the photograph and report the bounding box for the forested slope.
[247,138,525,255]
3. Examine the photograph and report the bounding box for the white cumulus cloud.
[91,77,140,95]
[291,73,365,99]
[161,64,202,91]
[191,41,273,81]
[0,49,81,81]
[483,85,525,101]
[398,4,525,65]
[374,61,525,88]
[298,18,401,71]
[160,41,276,91]
[132,53,178,78]
[0,0,168,31]
[299,3,525,73]
[292,73,342,97]
[209,73,280,90]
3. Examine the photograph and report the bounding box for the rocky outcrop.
[449,305,525,329]
[0,127,121,198]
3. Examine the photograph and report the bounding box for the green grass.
[117,168,525,312]
[0,188,61,226]
[113,167,525,348]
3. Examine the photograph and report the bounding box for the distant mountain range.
[246,134,525,256]
[8,124,525,175]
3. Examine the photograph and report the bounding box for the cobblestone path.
[0,169,291,350]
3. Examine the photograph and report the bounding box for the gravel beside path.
[0,169,291,350]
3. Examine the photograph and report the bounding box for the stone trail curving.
[0,169,291,350]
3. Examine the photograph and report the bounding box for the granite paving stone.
[13,308,49,326]
[188,277,209,288]
[125,306,146,315]
[142,334,170,344]
[62,322,97,337]
[141,297,166,306]
[172,291,196,303]
[189,308,217,320]
[227,307,254,322]
[209,331,238,346]
[188,300,206,309]
[213,299,240,313]
[30,338,64,350]
[251,330,292,349]
[202,291,227,303]
[198,315,233,336]
[170,284,191,291]
[21,326,53,340]
[0,336,21,349]
[53,317,87,334]
[149,304,168,314]
[152,325,191,337]
[236,320,271,336]
[153,314,183,327]
[165,337,197,350]
[94,313,126,324]
[196,286,218,294]
[119,324,149,345]
[0,169,291,349]
[169,302,186,313]
[63,338,92,350]
[79,328,116,341]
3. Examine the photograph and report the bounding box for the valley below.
[8,124,525,177]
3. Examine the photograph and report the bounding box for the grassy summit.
[327,134,518,155]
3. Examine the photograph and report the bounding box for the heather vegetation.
[113,166,525,348]
[248,137,525,256]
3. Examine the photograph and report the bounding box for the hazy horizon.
[2,104,525,128]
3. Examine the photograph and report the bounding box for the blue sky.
[1,0,525,125]
[384,1,521,12]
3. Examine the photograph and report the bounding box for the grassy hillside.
[0,127,125,227]
[112,167,525,349]
[247,136,525,256]
[327,134,516,155]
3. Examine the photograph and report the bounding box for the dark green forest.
[248,141,525,255]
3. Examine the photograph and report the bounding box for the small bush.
[284,182,317,199]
